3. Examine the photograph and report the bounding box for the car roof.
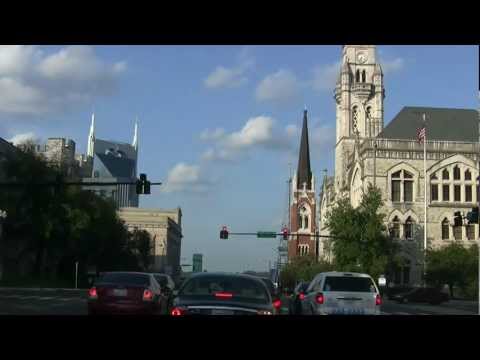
[101,271,152,276]
[317,271,373,278]
[185,272,268,284]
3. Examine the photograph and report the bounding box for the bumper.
[88,301,157,315]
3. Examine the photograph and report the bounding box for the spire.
[132,117,138,151]
[297,108,312,190]
[374,63,383,76]
[87,113,95,157]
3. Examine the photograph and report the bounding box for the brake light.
[143,289,154,301]
[299,293,305,301]
[88,287,98,299]
[375,294,382,306]
[273,299,282,310]
[214,292,233,299]
[315,293,324,304]
[171,307,184,316]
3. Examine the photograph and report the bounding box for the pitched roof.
[94,139,137,161]
[297,109,312,190]
[378,106,478,142]
[0,137,16,154]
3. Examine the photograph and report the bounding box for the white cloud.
[8,132,38,145]
[312,61,341,92]
[255,70,300,103]
[162,162,213,193]
[285,124,300,138]
[204,48,254,89]
[200,116,295,163]
[380,57,405,74]
[200,128,225,141]
[0,45,126,116]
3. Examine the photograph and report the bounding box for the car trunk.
[323,291,377,315]
[96,283,147,305]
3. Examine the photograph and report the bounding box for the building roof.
[0,137,17,154]
[378,106,478,142]
[297,109,313,190]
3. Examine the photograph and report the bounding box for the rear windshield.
[180,276,270,303]
[154,275,168,286]
[323,276,376,293]
[98,273,150,287]
[260,278,275,294]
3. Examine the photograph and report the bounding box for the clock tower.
[334,45,385,194]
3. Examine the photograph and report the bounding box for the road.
[0,288,477,315]
[0,288,87,315]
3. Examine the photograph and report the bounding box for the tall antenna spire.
[132,117,139,151]
[87,112,95,157]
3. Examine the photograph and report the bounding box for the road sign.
[257,231,277,238]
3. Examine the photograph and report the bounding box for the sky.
[0,45,478,272]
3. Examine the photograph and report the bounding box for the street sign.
[257,231,277,238]
[378,275,386,287]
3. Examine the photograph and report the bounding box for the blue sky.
[0,45,478,272]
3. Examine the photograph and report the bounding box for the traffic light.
[220,226,229,239]
[466,207,479,224]
[136,173,151,195]
[282,227,289,240]
[453,211,463,227]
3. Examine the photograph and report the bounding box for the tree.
[426,243,478,299]
[279,255,334,290]
[129,229,154,271]
[325,184,400,283]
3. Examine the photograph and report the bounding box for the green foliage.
[0,147,143,285]
[426,243,478,299]
[325,184,400,282]
[129,229,154,271]
[279,255,335,289]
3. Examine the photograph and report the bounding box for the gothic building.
[318,45,479,286]
[288,109,318,260]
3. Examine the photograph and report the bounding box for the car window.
[323,276,376,293]
[180,276,270,303]
[98,273,150,287]
[301,283,310,292]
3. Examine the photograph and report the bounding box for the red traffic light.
[282,227,289,240]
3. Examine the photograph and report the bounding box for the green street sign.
[257,231,277,238]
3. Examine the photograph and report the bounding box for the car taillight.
[88,287,98,299]
[315,293,324,304]
[214,292,233,299]
[273,299,282,310]
[171,307,185,316]
[143,289,154,301]
[299,293,305,301]
[376,294,382,306]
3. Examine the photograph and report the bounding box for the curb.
[0,287,87,291]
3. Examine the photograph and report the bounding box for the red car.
[88,272,167,315]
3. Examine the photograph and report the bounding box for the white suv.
[301,272,382,315]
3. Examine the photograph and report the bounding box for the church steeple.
[297,108,312,190]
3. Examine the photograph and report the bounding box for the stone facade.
[318,45,479,287]
[117,207,182,277]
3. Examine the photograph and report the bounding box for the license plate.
[332,308,365,315]
[211,309,234,315]
[113,289,127,297]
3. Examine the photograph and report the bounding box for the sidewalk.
[0,287,87,292]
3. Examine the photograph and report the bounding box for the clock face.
[357,53,367,64]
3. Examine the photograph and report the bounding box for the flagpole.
[423,113,427,287]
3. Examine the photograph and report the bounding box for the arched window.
[391,170,414,202]
[404,216,414,240]
[441,218,449,240]
[304,216,309,229]
[391,216,400,238]
[356,69,360,82]
[352,106,359,134]
[465,169,472,180]
[362,70,366,83]
[299,206,309,230]
[453,166,460,180]
[298,213,303,230]
[442,169,449,180]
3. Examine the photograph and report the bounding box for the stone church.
[316,45,479,286]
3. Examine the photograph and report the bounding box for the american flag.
[417,126,426,143]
